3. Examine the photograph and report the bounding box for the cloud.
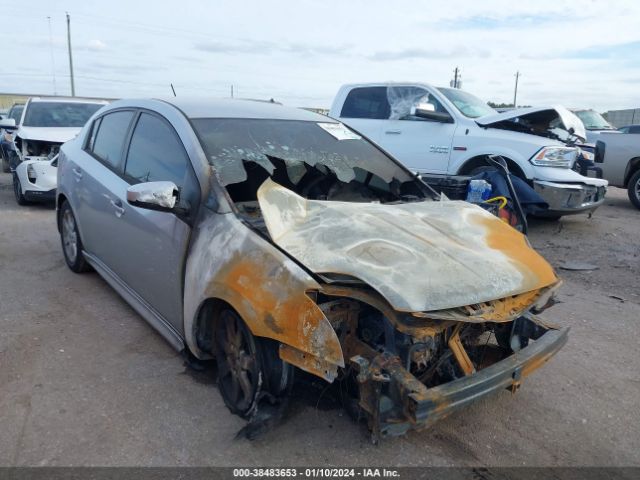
[369,46,490,61]
[194,40,350,57]
[87,39,108,51]
[441,13,570,30]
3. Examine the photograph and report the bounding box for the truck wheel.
[469,165,497,176]
[13,173,29,205]
[628,170,640,210]
[214,309,264,419]
[59,201,91,273]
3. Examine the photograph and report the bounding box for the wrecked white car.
[10,97,107,204]
[57,98,568,441]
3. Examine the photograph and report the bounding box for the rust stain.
[218,252,344,368]
[476,214,557,288]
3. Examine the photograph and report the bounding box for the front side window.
[91,111,135,168]
[387,86,448,120]
[23,102,103,127]
[437,88,496,119]
[340,87,390,119]
[124,113,189,187]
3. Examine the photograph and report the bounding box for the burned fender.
[183,210,344,381]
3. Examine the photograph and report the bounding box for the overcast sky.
[2,0,639,111]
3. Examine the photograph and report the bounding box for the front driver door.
[105,111,199,333]
[379,86,457,174]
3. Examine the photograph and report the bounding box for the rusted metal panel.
[183,211,344,369]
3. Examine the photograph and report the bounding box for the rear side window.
[91,111,134,168]
[340,87,390,119]
[631,126,640,134]
[124,113,189,188]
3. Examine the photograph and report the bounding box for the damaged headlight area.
[19,138,62,161]
[313,287,567,442]
[530,146,578,168]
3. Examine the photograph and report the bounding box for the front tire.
[13,173,28,205]
[628,170,640,210]
[214,309,263,418]
[59,201,91,273]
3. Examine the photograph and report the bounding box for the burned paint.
[258,179,559,314]
[183,211,344,376]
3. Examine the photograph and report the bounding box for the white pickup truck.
[330,83,608,218]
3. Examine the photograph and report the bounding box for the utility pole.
[231,85,234,98]
[66,12,75,96]
[47,16,57,95]
[450,67,461,88]
[513,71,520,107]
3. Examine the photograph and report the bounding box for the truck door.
[379,86,456,174]
[335,86,386,143]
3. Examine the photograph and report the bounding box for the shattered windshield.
[192,118,430,207]
[23,102,103,128]
[573,110,614,130]
[437,88,496,118]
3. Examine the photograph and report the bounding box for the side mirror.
[126,181,181,213]
[0,118,16,129]
[411,103,453,123]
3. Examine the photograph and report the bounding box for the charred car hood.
[257,179,558,313]
[476,105,586,143]
[16,126,81,143]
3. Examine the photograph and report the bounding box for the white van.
[330,83,607,218]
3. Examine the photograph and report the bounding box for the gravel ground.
[1,171,639,467]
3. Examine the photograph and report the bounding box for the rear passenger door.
[108,111,199,331]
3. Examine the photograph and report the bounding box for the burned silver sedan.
[56,98,567,441]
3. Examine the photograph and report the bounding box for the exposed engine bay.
[15,137,62,161]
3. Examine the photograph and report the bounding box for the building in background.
[604,108,640,128]
[0,93,115,110]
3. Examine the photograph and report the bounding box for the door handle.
[110,199,125,218]
[385,130,401,135]
[72,167,83,180]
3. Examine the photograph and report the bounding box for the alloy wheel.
[61,209,78,263]
[215,310,260,415]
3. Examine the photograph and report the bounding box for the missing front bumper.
[351,325,569,439]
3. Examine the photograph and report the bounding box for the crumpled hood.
[16,126,81,143]
[257,179,558,313]
[476,105,586,143]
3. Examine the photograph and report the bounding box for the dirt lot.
[1,171,639,467]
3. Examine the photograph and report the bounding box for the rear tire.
[628,170,640,210]
[13,173,28,205]
[59,201,91,273]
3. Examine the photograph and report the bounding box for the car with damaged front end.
[10,96,108,204]
[57,98,568,441]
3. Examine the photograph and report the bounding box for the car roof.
[156,97,333,122]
